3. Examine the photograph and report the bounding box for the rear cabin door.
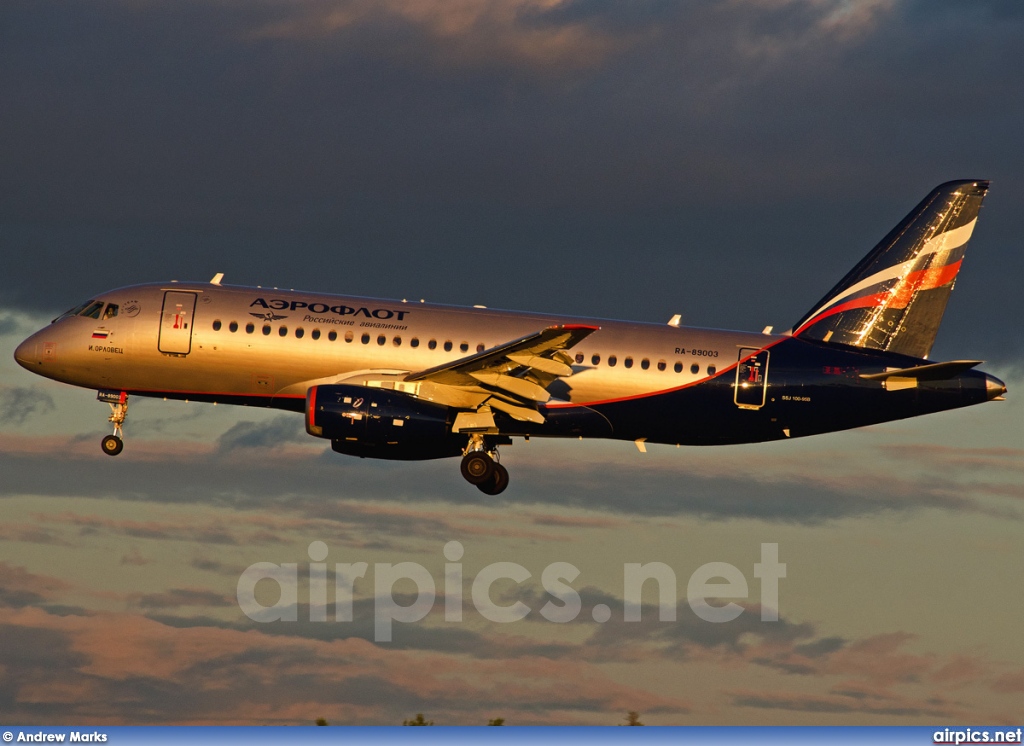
[734,348,769,409]
[159,291,197,354]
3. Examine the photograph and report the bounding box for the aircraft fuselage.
[14,281,1004,448]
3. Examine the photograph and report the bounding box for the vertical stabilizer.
[791,180,989,359]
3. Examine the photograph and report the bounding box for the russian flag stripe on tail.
[791,180,989,359]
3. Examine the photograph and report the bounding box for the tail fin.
[791,180,989,359]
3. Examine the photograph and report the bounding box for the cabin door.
[734,348,769,409]
[158,291,197,355]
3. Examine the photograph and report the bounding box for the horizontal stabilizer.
[859,360,983,382]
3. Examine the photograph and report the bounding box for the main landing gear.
[460,434,510,495]
[99,390,129,456]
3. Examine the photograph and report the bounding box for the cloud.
[0,386,55,425]
[0,563,74,611]
[729,689,952,718]
[0,605,690,724]
[216,415,308,452]
[1,420,1020,526]
[1,0,1021,364]
[992,668,1024,694]
[1,558,1020,724]
[132,588,234,610]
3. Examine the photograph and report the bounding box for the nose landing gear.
[98,390,128,456]
[460,433,510,495]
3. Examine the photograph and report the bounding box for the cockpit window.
[102,304,119,319]
[79,301,105,319]
[54,300,96,323]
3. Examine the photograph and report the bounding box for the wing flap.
[470,371,551,403]
[488,397,546,423]
[405,324,598,385]
[403,323,599,425]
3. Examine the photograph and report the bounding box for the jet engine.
[305,384,464,460]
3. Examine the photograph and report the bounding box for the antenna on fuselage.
[210,273,225,285]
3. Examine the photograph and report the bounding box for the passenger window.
[295,328,304,339]
[229,321,238,333]
[212,320,222,331]
[79,301,105,319]
[377,335,386,346]
[691,363,699,374]
[246,323,255,334]
[592,354,601,365]
[411,338,420,348]
[674,362,683,373]
[444,341,453,352]
[707,365,716,375]
[477,343,485,353]
[460,342,469,353]
[311,329,320,340]
[329,331,338,341]
[345,331,353,342]
[262,325,272,336]
[103,304,119,319]
[657,360,666,371]
[279,326,288,337]
[624,357,633,369]
[575,353,584,364]
[608,355,617,367]
[429,340,437,350]
[394,336,402,346]
[362,334,370,344]
[641,359,650,370]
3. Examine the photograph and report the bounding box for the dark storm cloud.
[0,437,1012,525]
[216,415,307,451]
[0,386,56,424]
[149,590,817,667]
[1,0,1022,359]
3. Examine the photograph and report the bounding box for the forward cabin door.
[158,291,197,355]
[734,348,769,409]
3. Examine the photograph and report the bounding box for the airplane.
[13,180,1006,495]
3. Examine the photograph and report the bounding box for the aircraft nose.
[13,336,39,370]
[985,373,1007,401]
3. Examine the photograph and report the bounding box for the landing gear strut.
[99,390,128,456]
[460,434,509,495]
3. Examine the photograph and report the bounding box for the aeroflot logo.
[250,298,409,321]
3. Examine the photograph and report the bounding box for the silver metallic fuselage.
[15,282,766,416]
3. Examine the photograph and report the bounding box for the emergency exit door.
[735,348,769,409]
[159,291,197,354]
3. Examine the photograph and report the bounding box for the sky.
[1,0,1023,726]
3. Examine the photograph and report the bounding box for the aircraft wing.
[404,324,599,423]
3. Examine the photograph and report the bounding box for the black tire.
[101,434,124,456]
[460,451,494,485]
[477,463,509,495]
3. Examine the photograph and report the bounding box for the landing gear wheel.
[477,463,509,495]
[461,451,495,485]
[101,434,124,456]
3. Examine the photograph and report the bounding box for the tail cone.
[985,374,1007,401]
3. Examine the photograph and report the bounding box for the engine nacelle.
[306,384,464,460]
